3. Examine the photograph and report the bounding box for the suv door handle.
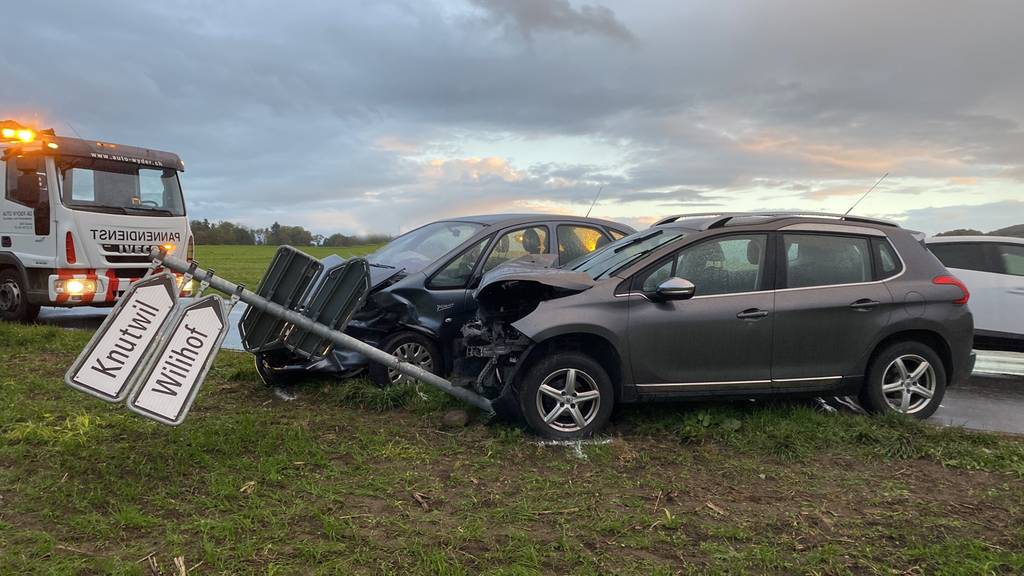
[736,308,769,320]
[849,298,881,310]
[1009,288,1024,296]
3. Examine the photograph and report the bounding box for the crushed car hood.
[474,254,596,305]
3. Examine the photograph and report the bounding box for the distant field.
[2,319,1023,573]
[193,244,382,290]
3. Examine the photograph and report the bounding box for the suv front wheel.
[860,341,947,419]
[519,352,614,439]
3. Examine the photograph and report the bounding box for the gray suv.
[458,213,976,439]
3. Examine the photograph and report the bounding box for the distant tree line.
[936,224,1024,238]
[190,219,391,246]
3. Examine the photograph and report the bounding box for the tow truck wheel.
[0,269,40,323]
[368,332,441,388]
[519,352,614,440]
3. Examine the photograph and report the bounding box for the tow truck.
[0,120,193,321]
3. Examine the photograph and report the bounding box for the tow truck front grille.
[101,244,156,264]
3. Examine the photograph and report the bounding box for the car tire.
[0,269,40,323]
[368,331,442,388]
[518,352,614,439]
[859,341,947,419]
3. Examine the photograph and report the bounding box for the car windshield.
[368,220,484,274]
[58,157,185,216]
[568,228,687,279]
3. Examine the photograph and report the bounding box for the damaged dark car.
[455,212,975,439]
[255,214,633,386]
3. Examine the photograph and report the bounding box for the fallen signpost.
[63,245,495,427]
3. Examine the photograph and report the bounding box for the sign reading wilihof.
[65,273,178,402]
[127,295,229,426]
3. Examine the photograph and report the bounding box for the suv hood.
[474,254,595,309]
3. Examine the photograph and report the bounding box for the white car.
[927,236,1024,350]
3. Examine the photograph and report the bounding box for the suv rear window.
[784,234,871,289]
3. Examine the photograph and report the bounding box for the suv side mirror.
[655,277,696,301]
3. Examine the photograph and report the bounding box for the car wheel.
[0,269,40,323]
[859,341,947,419]
[368,332,441,388]
[518,352,614,439]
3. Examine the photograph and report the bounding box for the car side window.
[640,234,767,296]
[557,225,609,264]
[784,234,871,289]
[998,244,1024,276]
[872,238,903,279]
[607,228,628,241]
[428,237,489,289]
[482,226,549,273]
[928,243,1000,274]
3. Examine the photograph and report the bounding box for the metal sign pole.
[150,248,495,414]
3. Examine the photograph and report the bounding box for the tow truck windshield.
[57,158,185,217]
[368,221,483,274]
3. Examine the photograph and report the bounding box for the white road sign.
[65,273,178,401]
[126,295,228,426]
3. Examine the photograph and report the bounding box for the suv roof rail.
[654,211,900,230]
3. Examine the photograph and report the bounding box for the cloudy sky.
[4,0,1022,235]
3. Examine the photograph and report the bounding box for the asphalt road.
[36,305,1024,435]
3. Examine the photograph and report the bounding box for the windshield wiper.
[69,204,128,215]
[367,262,396,269]
[612,230,662,253]
[125,206,175,216]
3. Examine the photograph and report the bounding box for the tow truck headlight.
[55,278,97,296]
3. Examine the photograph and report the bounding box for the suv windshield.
[568,228,687,279]
[58,157,185,216]
[368,221,484,274]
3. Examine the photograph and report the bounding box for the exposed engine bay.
[452,259,596,402]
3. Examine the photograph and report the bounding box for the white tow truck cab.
[1,120,193,321]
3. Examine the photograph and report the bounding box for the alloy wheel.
[535,368,602,433]
[881,354,937,414]
[388,342,433,384]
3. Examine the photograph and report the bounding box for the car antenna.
[585,186,604,217]
[65,121,84,139]
[844,172,888,216]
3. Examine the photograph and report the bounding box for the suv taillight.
[65,232,77,264]
[186,236,194,261]
[933,275,970,305]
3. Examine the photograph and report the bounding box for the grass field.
[191,244,383,291]
[2,245,1023,574]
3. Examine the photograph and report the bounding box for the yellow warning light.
[1,127,35,142]
[162,243,177,254]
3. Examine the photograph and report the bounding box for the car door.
[772,232,893,384]
[420,235,492,350]
[927,241,1004,336]
[627,233,774,390]
[2,156,54,263]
